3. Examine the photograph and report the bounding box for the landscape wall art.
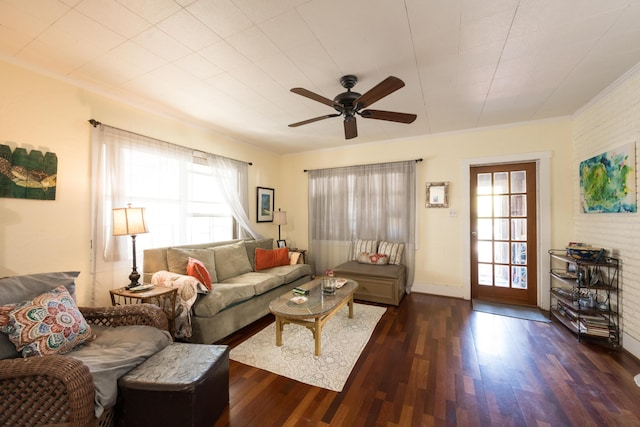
[579,143,636,213]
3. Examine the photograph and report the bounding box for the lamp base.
[125,269,142,290]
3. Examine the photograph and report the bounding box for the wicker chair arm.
[0,355,95,427]
[80,304,169,331]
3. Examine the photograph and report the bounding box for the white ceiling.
[2,0,640,154]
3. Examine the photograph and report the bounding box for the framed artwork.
[579,143,636,213]
[277,239,287,248]
[257,186,274,222]
[426,182,449,208]
[0,144,57,200]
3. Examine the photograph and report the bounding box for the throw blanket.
[69,325,172,418]
[150,271,209,339]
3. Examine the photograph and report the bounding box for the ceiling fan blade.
[344,117,358,139]
[289,113,341,127]
[290,87,338,107]
[353,76,405,109]
[360,109,417,123]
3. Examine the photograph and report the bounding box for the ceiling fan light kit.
[289,75,417,140]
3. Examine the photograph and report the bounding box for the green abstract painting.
[0,144,57,200]
[579,143,636,213]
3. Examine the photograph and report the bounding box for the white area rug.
[230,303,386,392]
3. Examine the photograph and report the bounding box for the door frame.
[461,151,552,309]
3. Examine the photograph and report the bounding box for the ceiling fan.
[288,75,417,139]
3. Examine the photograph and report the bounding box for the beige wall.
[279,119,575,298]
[0,60,281,306]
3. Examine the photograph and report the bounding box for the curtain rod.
[303,158,422,173]
[88,119,253,166]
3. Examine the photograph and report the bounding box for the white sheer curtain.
[206,154,259,240]
[308,161,417,292]
[89,124,257,304]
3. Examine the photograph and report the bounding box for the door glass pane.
[477,219,492,239]
[512,266,527,289]
[494,195,509,217]
[477,241,492,262]
[511,219,527,240]
[477,173,492,195]
[477,196,492,217]
[494,219,509,240]
[478,263,493,285]
[494,242,509,263]
[511,171,526,193]
[495,265,509,287]
[494,172,509,194]
[511,195,526,217]
[512,242,526,264]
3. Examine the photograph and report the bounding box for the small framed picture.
[426,182,449,208]
[257,187,274,222]
[277,239,287,248]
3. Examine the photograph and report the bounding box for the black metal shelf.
[548,249,619,347]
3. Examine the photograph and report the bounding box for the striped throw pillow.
[351,239,378,261]
[378,241,405,265]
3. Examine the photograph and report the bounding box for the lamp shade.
[112,205,148,236]
[273,210,287,226]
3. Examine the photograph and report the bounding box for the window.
[89,124,256,299]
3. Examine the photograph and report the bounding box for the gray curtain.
[308,160,416,292]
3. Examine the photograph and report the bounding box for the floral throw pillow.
[357,252,390,265]
[0,285,93,357]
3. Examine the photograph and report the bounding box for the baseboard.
[623,332,640,361]
[410,281,466,299]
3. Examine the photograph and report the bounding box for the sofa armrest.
[0,355,95,427]
[80,304,169,331]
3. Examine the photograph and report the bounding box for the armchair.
[0,273,170,427]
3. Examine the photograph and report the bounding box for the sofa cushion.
[334,260,406,279]
[378,241,405,265]
[351,239,378,261]
[259,263,312,284]
[255,248,290,271]
[186,257,212,290]
[68,324,172,418]
[0,272,80,360]
[213,242,253,282]
[167,247,218,283]
[192,283,256,317]
[222,272,284,295]
[0,285,94,357]
[244,238,274,270]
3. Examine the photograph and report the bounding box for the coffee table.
[269,277,358,356]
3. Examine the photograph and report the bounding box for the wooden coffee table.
[269,277,358,356]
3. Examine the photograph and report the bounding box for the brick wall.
[573,63,640,352]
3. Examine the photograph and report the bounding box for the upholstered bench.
[333,261,406,306]
[117,342,229,427]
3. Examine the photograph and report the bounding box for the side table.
[288,248,307,264]
[109,285,178,339]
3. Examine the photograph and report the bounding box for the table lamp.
[113,204,148,289]
[273,209,287,241]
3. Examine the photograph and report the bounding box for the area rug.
[472,299,550,323]
[230,303,386,392]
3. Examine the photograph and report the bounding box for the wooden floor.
[213,293,640,427]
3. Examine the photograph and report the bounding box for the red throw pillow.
[255,248,290,271]
[186,257,212,290]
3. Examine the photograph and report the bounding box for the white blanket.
[151,271,209,339]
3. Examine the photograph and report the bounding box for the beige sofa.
[143,238,312,344]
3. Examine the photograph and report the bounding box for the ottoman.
[117,343,229,427]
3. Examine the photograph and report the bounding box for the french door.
[470,162,537,306]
